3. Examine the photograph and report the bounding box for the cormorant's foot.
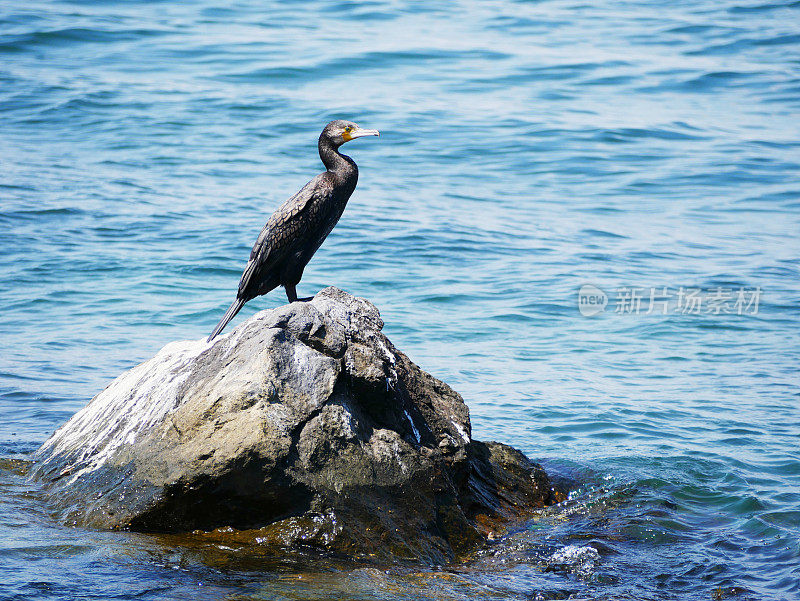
[284,284,314,303]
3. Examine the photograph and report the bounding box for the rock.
[31,287,553,564]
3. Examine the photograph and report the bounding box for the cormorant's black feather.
[207,298,245,342]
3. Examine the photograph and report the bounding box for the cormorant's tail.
[207,298,246,342]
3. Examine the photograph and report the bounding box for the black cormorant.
[207,120,379,341]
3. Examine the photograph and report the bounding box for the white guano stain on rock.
[373,335,398,389]
[404,409,421,444]
[38,338,213,483]
[451,420,470,443]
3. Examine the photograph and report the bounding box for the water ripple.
[1,0,799,599]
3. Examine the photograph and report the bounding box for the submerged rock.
[32,287,552,563]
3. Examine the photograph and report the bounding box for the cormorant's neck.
[319,136,356,179]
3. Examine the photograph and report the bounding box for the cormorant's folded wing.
[236,175,329,298]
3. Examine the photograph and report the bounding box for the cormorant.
[207,120,379,341]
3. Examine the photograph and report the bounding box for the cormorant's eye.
[344,126,352,133]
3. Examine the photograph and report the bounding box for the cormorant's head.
[321,120,380,148]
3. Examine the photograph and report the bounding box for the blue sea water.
[1,0,799,599]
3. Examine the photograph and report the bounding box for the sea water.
[1,0,799,599]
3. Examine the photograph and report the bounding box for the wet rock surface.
[31,287,553,564]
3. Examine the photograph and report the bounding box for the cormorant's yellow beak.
[344,127,380,142]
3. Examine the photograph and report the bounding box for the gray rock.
[31,287,552,563]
